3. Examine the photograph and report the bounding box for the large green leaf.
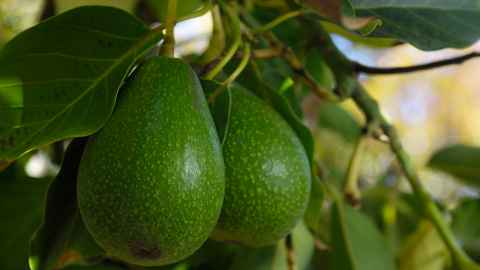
[0,165,51,270]
[428,144,480,188]
[29,138,104,270]
[452,199,480,260]
[0,6,163,160]
[350,0,480,50]
[330,202,395,270]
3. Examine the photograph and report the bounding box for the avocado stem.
[160,0,177,57]
[343,133,367,207]
[203,1,242,80]
[252,9,312,34]
[207,42,251,104]
[223,42,251,86]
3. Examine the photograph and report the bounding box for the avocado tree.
[1,0,480,270]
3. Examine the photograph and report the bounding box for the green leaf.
[229,222,315,270]
[0,164,51,270]
[321,21,398,48]
[350,0,480,50]
[273,223,315,270]
[428,144,480,188]
[61,262,126,270]
[452,199,480,259]
[29,138,103,270]
[304,49,336,90]
[0,6,163,160]
[304,176,325,236]
[65,218,105,265]
[146,0,207,22]
[317,102,361,143]
[228,244,280,270]
[55,0,138,13]
[398,220,449,270]
[201,80,232,146]
[330,201,395,270]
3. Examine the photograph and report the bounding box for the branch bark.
[354,52,480,75]
[352,84,479,269]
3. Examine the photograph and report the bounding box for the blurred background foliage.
[1,0,480,269]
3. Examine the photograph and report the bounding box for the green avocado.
[77,57,225,266]
[212,87,311,247]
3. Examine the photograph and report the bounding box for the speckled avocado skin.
[77,57,225,266]
[213,87,311,247]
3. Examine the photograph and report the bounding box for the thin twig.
[354,52,480,75]
[264,35,338,101]
[223,43,251,85]
[253,10,311,33]
[235,47,284,59]
[285,234,296,270]
[208,43,251,104]
[204,1,242,80]
[343,132,368,207]
[238,8,339,101]
[0,160,12,172]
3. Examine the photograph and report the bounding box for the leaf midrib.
[7,27,163,159]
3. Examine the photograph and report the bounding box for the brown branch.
[285,234,296,270]
[0,160,12,172]
[354,52,480,75]
[40,0,55,21]
[234,47,284,59]
[263,34,338,101]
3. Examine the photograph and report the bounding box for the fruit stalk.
[343,134,367,207]
[238,9,338,101]
[208,43,251,104]
[204,1,241,80]
[253,9,310,33]
[160,0,177,57]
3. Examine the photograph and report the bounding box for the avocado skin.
[77,57,225,266]
[213,87,311,247]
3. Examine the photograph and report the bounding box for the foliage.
[1,0,480,270]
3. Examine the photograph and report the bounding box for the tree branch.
[352,84,480,269]
[285,234,297,270]
[354,52,480,75]
[262,34,339,101]
[40,0,55,20]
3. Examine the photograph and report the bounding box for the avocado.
[77,57,225,266]
[212,87,311,247]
